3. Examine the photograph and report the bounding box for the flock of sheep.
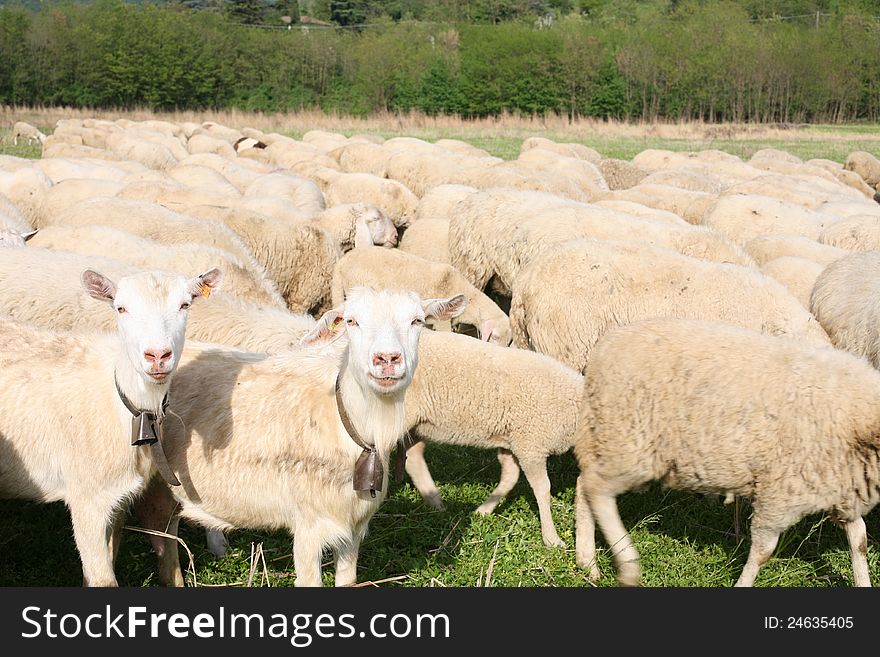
[2,116,880,587]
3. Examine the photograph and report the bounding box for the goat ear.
[81,269,117,303]
[300,308,346,348]
[422,293,468,321]
[480,319,495,342]
[188,268,223,300]
[21,229,38,242]
[353,219,373,249]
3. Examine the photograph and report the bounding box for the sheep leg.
[132,477,184,587]
[574,474,601,581]
[587,490,640,587]
[68,498,118,587]
[475,448,520,515]
[108,508,127,564]
[206,529,230,558]
[518,456,565,548]
[293,528,324,587]
[734,525,779,587]
[844,517,871,587]
[404,440,445,510]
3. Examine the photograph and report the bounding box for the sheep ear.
[300,308,346,348]
[423,294,468,321]
[81,269,116,303]
[188,268,223,300]
[480,319,495,342]
[21,229,38,242]
[353,219,373,249]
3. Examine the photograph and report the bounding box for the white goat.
[0,267,221,585]
[136,287,466,587]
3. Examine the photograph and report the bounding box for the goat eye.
[412,318,425,326]
[116,307,126,314]
[345,318,358,327]
[180,302,191,311]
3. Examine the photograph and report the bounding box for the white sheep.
[573,318,880,586]
[509,239,829,373]
[810,250,880,369]
[318,170,419,228]
[28,224,286,308]
[243,171,326,216]
[520,137,601,163]
[0,166,53,226]
[819,215,880,251]
[136,287,466,587]
[745,234,849,267]
[597,158,648,190]
[0,266,221,585]
[307,203,398,251]
[449,188,754,296]
[11,121,47,146]
[331,246,511,345]
[0,228,37,248]
[759,256,825,309]
[403,330,583,548]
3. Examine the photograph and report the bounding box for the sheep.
[508,239,829,374]
[28,224,286,308]
[400,330,583,547]
[35,178,126,228]
[48,197,269,287]
[136,287,467,587]
[308,203,398,251]
[520,136,601,163]
[0,265,221,586]
[331,246,511,345]
[399,214,451,264]
[185,133,237,159]
[320,171,419,228]
[176,152,270,193]
[844,151,880,187]
[592,200,689,226]
[514,148,609,198]
[333,141,392,176]
[0,166,53,226]
[614,183,718,225]
[573,318,880,586]
[33,157,134,183]
[0,228,37,248]
[434,138,493,159]
[640,168,725,195]
[177,205,341,315]
[11,121,47,146]
[818,215,880,251]
[449,189,754,296]
[759,256,825,309]
[0,191,31,232]
[810,250,880,369]
[745,234,849,267]
[243,171,326,216]
[598,158,648,190]
[167,164,241,198]
[701,193,841,244]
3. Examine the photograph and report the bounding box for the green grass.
[1,446,877,587]
[1,119,879,587]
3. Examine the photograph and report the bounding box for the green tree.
[226,0,265,24]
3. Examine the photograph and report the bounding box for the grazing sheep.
[28,224,286,308]
[449,189,753,296]
[520,137,601,163]
[399,214,451,264]
[11,121,47,146]
[137,287,466,587]
[0,266,221,586]
[573,318,880,587]
[309,203,398,251]
[320,171,419,228]
[810,250,880,369]
[844,151,880,187]
[48,197,269,287]
[702,193,841,244]
[180,205,341,315]
[509,239,829,373]
[0,191,32,232]
[0,166,53,226]
[167,164,241,198]
[243,171,326,216]
[818,215,880,251]
[403,330,583,547]
[35,178,126,228]
[759,256,825,309]
[598,159,648,190]
[185,133,237,159]
[745,234,849,267]
[331,246,511,345]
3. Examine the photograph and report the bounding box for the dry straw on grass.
[4,104,877,145]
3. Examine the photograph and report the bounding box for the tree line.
[2,0,880,122]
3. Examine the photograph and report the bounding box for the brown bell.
[131,412,159,447]
[353,448,384,498]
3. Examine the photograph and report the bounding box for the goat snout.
[372,352,402,367]
[144,348,173,369]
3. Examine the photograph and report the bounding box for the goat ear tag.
[200,283,212,298]
[353,449,383,496]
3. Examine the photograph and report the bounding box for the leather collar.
[115,376,181,487]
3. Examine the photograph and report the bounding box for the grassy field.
[0,108,878,587]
